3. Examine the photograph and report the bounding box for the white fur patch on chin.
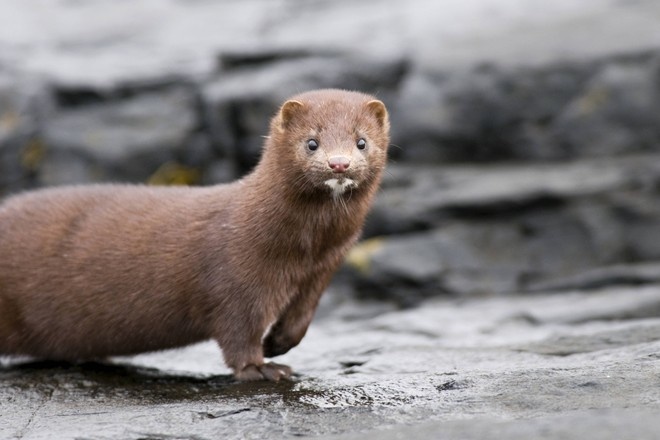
[324,178,357,198]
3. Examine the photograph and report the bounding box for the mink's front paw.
[263,326,300,358]
[263,335,295,358]
[235,362,293,382]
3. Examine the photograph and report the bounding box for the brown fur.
[0,89,389,381]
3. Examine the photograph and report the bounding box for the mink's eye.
[356,138,367,150]
[307,139,319,151]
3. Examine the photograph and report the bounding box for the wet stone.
[2,286,660,439]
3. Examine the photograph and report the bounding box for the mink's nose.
[328,156,350,173]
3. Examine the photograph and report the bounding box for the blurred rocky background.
[2,1,660,439]
[3,0,660,305]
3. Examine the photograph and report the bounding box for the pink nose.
[328,156,350,173]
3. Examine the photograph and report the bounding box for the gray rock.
[613,192,660,261]
[365,155,660,272]
[330,408,660,440]
[515,320,660,356]
[0,75,41,145]
[349,214,603,302]
[368,154,660,236]
[354,154,660,300]
[393,63,590,162]
[552,57,660,158]
[0,74,52,194]
[393,53,660,163]
[3,0,660,88]
[2,286,659,439]
[37,150,101,187]
[523,284,660,324]
[42,87,198,182]
[526,262,660,293]
[201,159,239,185]
[0,136,31,195]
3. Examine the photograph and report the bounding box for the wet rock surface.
[2,0,660,438]
[2,286,660,439]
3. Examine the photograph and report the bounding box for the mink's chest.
[279,211,359,259]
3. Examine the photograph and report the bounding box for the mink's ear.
[279,100,304,131]
[366,100,389,130]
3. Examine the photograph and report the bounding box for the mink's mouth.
[323,177,358,198]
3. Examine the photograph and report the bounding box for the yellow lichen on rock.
[345,237,384,275]
[148,161,200,186]
[20,139,45,171]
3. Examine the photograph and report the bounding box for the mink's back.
[0,183,235,359]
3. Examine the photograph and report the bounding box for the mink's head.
[264,89,390,199]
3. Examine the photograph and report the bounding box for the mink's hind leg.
[223,336,293,382]
[0,295,22,354]
[215,308,293,382]
[236,362,293,381]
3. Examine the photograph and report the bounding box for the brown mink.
[0,89,390,381]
